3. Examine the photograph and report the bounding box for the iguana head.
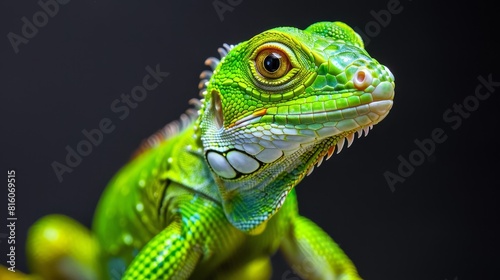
[196,21,395,232]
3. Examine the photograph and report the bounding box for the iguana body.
[22,21,395,280]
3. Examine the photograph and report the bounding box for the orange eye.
[255,49,290,79]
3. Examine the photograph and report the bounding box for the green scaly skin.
[21,21,395,280]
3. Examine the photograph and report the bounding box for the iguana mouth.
[206,78,394,180]
[300,79,395,176]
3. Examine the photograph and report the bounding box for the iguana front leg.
[281,216,361,280]
[123,192,244,279]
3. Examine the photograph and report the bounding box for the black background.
[1,0,498,279]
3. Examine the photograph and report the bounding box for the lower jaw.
[304,123,374,177]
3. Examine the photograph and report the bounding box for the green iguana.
[18,21,395,280]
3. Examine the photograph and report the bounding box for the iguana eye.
[255,49,290,79]
[248,42,305,90]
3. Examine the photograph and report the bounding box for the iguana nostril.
[353,69,372,90]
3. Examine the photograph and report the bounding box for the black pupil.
[263,53,281,73]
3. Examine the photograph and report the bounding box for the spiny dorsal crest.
[131,44,234,158]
